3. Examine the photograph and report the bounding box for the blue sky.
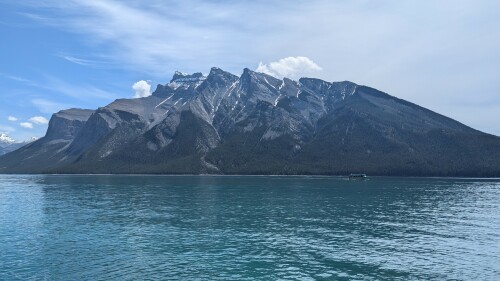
[1,0,499,140]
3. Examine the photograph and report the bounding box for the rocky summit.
[1,67,500,176]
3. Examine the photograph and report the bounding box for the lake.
[1,175,499,280]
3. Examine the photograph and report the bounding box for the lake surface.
[1,175,499,280]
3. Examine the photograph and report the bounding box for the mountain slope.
[0,133,37,156]
[0,109,93,173]
[0,133,17,155]
[1,68,499,176]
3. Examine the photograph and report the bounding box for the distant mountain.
[0,133,37,156]
[0,133,16,144]
[1,68,500,176]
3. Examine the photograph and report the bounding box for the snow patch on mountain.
[0,133,16,145]
[0,133,39,155]
[168,71,206,90]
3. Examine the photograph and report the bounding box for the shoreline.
[1,173,500,180]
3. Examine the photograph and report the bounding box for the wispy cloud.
[41,76,119,101]
[0,125,16,133]
[1,74,31,83]
[16,0,500,82]
[61,55,100,66]
[20,122,33,129]
[0,73,39,86]
[31,99,72,114]
[7,116,18,122]
[58,54,116,68]
[9,0,500,135]
[16,0,280,74]
[2,71,117,101]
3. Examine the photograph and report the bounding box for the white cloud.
[132,80,151,98]
[256,56,322,79]
[20,122,34,129]
[28,116,49,125]
[8,116,18,122]
[12,1,500,135]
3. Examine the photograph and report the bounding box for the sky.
[0,0,499,140]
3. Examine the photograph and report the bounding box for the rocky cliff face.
[1,68,499,176]
[0,109,93,172]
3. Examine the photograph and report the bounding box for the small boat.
[349,173,367,179]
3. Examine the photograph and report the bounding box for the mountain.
[1,68,499,176]
[0,133,16,155]
[0,133,37,156]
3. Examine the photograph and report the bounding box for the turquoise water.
[1,175,499,280]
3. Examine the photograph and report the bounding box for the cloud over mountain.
[256,57,322,79]
[132,80,151,98]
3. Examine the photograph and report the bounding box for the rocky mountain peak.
[45,108,94,141]
[241,67,258,80]
[168,71,206,90]
[2,66,500,176]
[200,67,239,91]
[53,108,95,121]
[242,68,282,86]
[207,67,237,80]
[170,71,205,83]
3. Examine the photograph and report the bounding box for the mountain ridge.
[0,133,38,156]
[1,67,499,176]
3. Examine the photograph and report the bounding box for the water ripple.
[1,175,499,280]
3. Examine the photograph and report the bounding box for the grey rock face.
[45,109,94,141]
[1,67,500,176]
[0,109,93,172]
